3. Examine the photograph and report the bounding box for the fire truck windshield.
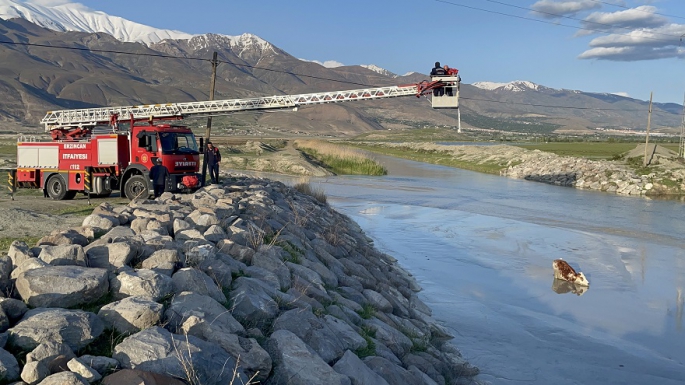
[159,132,199,155]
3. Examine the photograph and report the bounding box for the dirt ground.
[0,189,128,239]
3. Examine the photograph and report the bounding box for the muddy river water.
[285,155,685,385]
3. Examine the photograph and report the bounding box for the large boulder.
[333,350,390,385]
[77,355,119,376]
[37,245,87,267]
[164,292,243,335]
[265,330,351,385]
[15,266,109,308]
[112,327,247,385]
[229,277,279,329]
[273,309,364,364]
[8,308,104,351]
[363,356,424,385]
[7,240,35,268]
[141,249,181,276]
[110,269,173,301]
[36,371,89,385]
[181,315,271,382]
[98,297,164,335]
[0,347,20,383]
[102,369,186,385]
[171,268,226,303]
[85,243,136,271]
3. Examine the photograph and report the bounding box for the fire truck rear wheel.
[46,174,70,200]
[124,175,150,200]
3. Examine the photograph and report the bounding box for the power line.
[482,0,683,40]
[0,37,677,115]
[460,95,676,116]
[0,39,372,87]
[588,0,685,22]
[433,0,682,44]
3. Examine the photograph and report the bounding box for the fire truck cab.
[15,124,201,200]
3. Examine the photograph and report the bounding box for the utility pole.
[643,92,653,167]
[201,51,219,186]
[679,92,685,160]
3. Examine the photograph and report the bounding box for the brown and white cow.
[553,259,589,287]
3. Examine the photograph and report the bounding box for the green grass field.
[350,144,506,175]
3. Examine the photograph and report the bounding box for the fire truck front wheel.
[46,174,74,200]
[124,175,150,200]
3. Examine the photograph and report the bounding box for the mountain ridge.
[0,4,681,135]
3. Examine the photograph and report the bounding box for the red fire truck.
[10,75,459,200]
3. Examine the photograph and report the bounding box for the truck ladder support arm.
[40,83,436,132]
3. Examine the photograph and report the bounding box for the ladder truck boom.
[40,78,459,131]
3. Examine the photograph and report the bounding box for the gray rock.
[181,315,271,382]
[0,256,11,294]
[101,369,186,385]
[363,289,393,313]
[164,292,244,335]
[21,360,50,385]
[252,247,290,291]
[198,258,232,290]
[0,298,27,322]
[110,269,173,301]
[98,297,164,335]
[363,318,412,358]
[333,350,390,385]
[244,265,281,292]
[0,347,20,383]
[141,249,180,276]
[171,268,226,303]
[273,309,356,364]
[77,355,119,376]
[82,214,119,233]
[15,266,109,308]
[287,262,326,292]
[25,340,76,367]
[67,358,101,383]
[8,241,35,268]
[10,258,48,280]
[36,371,88,385]
[8,308,104,351]
[113,327,247,385]
[37,229,89,247]
[203,225,227,243]
[85,243,136,271]
[229,277,279,329]
[37,245,87,267]
[265,329,351,385]
[363,356,423,385]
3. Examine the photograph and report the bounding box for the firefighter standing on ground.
[149,158,169,198]
[206,141,222,184]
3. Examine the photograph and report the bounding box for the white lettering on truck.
[63,143,87,149]
[175,161,196,167]
[63,154,88,160]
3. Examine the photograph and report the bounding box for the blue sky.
[48,1,685,103]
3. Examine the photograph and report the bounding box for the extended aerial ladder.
[40,77,460,136]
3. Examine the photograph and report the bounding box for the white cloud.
[576,6,668,36]
[531,0,600,18]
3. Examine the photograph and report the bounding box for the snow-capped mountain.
[472,80,550,92]
[360,64,397,78]
[0,0,193,44]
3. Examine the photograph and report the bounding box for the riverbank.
[0,176,479,384]
[348,142,685,198]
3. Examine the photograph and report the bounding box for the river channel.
[279,154,685,385]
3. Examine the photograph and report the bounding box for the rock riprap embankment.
[0,176,479,385]
[366,142,685,197]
